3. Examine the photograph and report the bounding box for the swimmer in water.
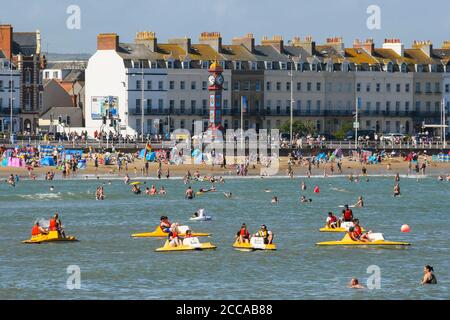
[50,186,55,191]
[300,195,312,203]
[223,192,232,199]
[354,196,364,207]
[301,181,307,191]
[271,196,278,203]
[348,278,365,289]
[393,183,401,197]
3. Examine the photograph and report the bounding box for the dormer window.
[302,62,310,71]
[430,64,438,72]
[400,63,407,73]
[235,61,242,70]
[133,60,141,68]
[202,61,209,69]
[265,61,273,70]
[166,60,174,69]
[251,61,257,70]
[311,63,317,72]
[326,61,334,72]
[182,61,189,69]
[386,62,393,72]
[416,64,424,72]
[342,61,349,72]
[280,62,287,70]
[220,61,226,69]
[296,63,302,71]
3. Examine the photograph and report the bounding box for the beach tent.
[138,149,156,161]
[40,156,55,166]
[333,148,343,158]
[1,158,7,167]
[77,159,87,169]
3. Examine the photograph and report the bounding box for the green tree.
[279,120,316,137]
[334,121,353,140]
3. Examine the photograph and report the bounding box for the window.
[435,102,440,112]
[286,82,290,91]
[158,99,163,110]
[356,83,361,92]
[415,101,421,112]
[435,82,440,93]
[296,100,301,111]
[306,100,311,113]
[395,101,400,113]
[191,81,196,90]
[158,81,163,90]
[136,80,141,90]
[169,100,174,110]
[386,83,391,93]
[425,82,431,93]
[235,61,242,70]
[386,101,391,113]
[280,62,287,70]
[169,81,174,90]
[233,81,240,91]
[167,61,173,69]
[243,81,250,91]
[223,99,228,108]
[25,70,32,83]
[307,82,312,91]
[316,82,321,91]
[317,100,321,112]
[276,82,281,91]
[405,101,410,112]
[265,61,273,70]
[191,100,196,114]
[366,101,371,111]
[147,99,152,110]
[135,99,141,112]
[0,80,2,89]
[297,82,301,91]
[182,61,189,69]
[415,82,421,93]
[366,83,371,92]
[224,81,228,90]
[405,83,410,92]
[180,81,185,90]
[202,61,209,69]
[396,84,401,93]
[147,81,152,90]
[202,81,207,90]
[266,100,271,113]
[376,83,381,92]
[251,62,257,70]
[385,121,391,132]
[255,81,261,92]
[426,101,431,112]
[180,100,185,113]
[445,84,450,93]
[52,71,58,79]
[266,82,271,91]
[44,71,50,79]
[202,99,207,110]
[376,101,381,112]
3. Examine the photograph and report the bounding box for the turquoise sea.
[0,175,449,299]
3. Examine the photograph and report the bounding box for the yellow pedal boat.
[22,231,78,244]
[131,225,210,238]
[316,233,410,246]
[155,238,216,252]
[233,237,277,251]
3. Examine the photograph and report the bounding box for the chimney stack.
[291,36,316,55]
[412,40,433,57]
[442,40,450,49]
[97,33,119,51]
[353,38,374,55]
[135,31,157,52]
[0,24,13,59]
[382,38,404,57]
[199,32,222,53]
[261,35,284,53]
[326,36,344,53]
[168,36,191,54]
[232,33,255,52]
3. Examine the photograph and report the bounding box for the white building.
[85,33,167,136]
[0,54,21,132]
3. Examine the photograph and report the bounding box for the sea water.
[0,176,449,299]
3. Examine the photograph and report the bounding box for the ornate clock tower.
[207,60,224,138]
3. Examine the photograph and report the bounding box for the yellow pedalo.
[155,237,216,252]
[22,231,78,244]
[233,237,277,251]
[320,221,366,233]
[316,233,410,247]
[132,225,211,238]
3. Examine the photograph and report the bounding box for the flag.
[357,97,362,110]
[143,142,152,159]
[241,96,248,113]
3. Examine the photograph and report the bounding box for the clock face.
[215,74,224,85]
[208,75,215,85]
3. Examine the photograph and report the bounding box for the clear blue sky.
[1,0,449,54]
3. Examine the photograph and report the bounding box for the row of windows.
[356,82,442,93]
[135,80,165,90]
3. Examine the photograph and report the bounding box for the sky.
[1,0,449,54]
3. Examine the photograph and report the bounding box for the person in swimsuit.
[421,265,437,284]
[354,196,364,207]
[348,278,365,289]
[185,186,194,199]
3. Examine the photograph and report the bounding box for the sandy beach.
[1,156,450,179]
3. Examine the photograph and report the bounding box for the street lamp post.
[141,63,144,143]
[288,56,294,147]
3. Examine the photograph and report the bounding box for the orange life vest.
[49,219,57,231]
[31,225,40,236]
